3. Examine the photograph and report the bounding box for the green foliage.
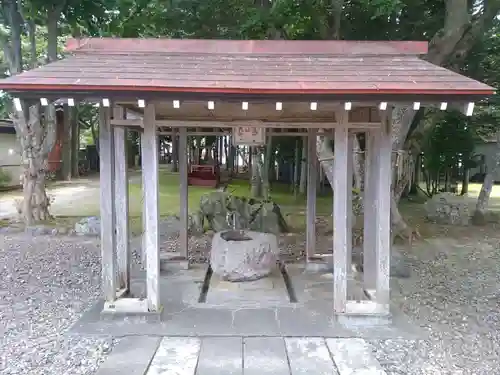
[422,110,475,195]
[357,0,403,19]
[0,168,12,187]
[465,21,500,138]
[0,0,497,177]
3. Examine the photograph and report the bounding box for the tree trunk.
[27,20,37,68]
[316,133,334,187]
[3,1,56,224]
[218,136,224,167]
[250,147,261,197]
[299,137,307,194]
[352,136,363,190]
[228,140,235,176]
[461,167,469,195]
[473,131,500,224]
[224,137,229,170]
[47,6,59,63]
[262,136,273,199]
[171,131,179,172]
[3,0,23,75]
[233,145,239,174]
[293,139,300,196]
[409,153,421,195]
[248,146,252,173]
[90,117,99,154]
[14,104,57,225]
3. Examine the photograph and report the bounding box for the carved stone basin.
[210,230,279,282]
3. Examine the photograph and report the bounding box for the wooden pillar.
[113,106,130,291]
[346,133,354,274]
[375,113,392,310]
[142,104,160,312]
[99,106,116,303]
[363,130,378,290]
[333,114,349,314]
[306,129,317,260]
[179,127,189,261]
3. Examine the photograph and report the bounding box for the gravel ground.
[3,225,500,375]
[370,235,500,375]
[0,234,116,375]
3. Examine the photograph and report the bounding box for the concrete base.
[204,267,290,308]
[304,254,358,276]
[304,260,331,273]
[160,252,189,271]
[336,313,393,327]
[71,263,423,340]
[345,300,390,316]
[100,297,163,322]
[160,259,189,271]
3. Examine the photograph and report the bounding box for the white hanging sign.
[233,125,265,145]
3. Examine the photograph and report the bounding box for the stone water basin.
[210,230,279,282]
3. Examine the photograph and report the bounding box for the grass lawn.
[127,173,334,217]
[126,173,334,234]
[30,172,333,235]
[4,172,500,236]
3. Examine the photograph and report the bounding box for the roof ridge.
[65,37,429,56]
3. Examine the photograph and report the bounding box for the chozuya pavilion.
[0,38,493,319]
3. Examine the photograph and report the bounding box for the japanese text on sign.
[233,126,265,145]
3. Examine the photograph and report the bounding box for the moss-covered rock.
[198,191,288,234]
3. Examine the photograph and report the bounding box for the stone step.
[96,336,388,375]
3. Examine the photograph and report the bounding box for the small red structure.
[188,164,220,188]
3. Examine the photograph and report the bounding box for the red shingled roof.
[0,38,494,97]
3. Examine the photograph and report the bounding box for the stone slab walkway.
[95,336,387,375]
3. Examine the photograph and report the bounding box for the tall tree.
[0,0,57,224]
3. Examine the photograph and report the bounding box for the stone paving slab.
[327,338,387,375]
[195,337,243,375]
[243,337,290,375]
[147,337,200,375]
[285,337,339,375]
[96,336,388,375]
[95,336,161,375]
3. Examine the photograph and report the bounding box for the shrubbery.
[0,168,12,187]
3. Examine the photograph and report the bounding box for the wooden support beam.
[306,129,317,261]
[179,127,189,261]
[333,111,349,314]
[142,103,161,312]
[113,105,130,291]
[99,106,116,303]
[363,130,378,290]
[140,134,147,268]
[110,118,379,130]
[375,112,392,312]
